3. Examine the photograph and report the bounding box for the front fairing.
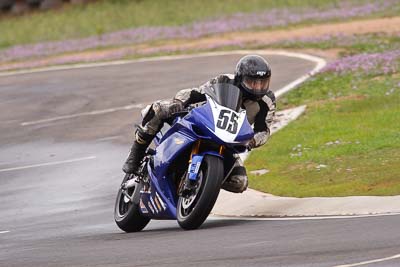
[185,96,254,149]
[158,82,254,147]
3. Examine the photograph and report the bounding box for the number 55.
[216,110,239,134]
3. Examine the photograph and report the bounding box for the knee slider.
[222,166,248,193]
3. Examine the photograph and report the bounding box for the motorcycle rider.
[123,55,275,193]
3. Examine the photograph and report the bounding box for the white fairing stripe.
[206,95,247,143]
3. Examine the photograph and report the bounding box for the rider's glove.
[247,130,270,151]
[169,100,184,115]
[247,138,256,151]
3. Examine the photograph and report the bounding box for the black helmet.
[235,55,271,98]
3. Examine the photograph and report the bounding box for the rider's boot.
[123,127,155,174]
[122,140,149,174]
[221,165,248,193]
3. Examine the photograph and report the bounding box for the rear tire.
[177,155,224,230]
[114,174,150,232]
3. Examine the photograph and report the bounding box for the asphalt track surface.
[0,53,399,267]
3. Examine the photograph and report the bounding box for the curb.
[212,189,400,217]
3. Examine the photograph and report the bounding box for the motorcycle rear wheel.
[114,174,150,232]
[177,155,224,230]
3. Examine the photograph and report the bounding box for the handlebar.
[171,110,190,117]
[164,108,191,125]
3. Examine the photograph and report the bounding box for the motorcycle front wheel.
[114,173,150,232]
[177,155,224,230]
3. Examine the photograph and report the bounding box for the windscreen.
[204,83,242,111]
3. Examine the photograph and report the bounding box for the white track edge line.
[211,212,400,221]
[0,231,10,234]
[21,103,145,126]
[272,51,327,98]
[0,50,326,77]
[332,253,400,267]
[0,156,96,173]
[17,51,326,127]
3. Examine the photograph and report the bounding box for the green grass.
[247,73,400,197]
[0,0,393,49]
[244,30,400,197]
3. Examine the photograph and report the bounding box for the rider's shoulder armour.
[210,74,235,85]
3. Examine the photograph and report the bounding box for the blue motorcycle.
[114,82,254,231]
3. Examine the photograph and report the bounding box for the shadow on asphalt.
[85,218,256,241]
[137,218,254,233]
[201,218,254,229]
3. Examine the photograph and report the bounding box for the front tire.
[177,155,224,230]
[114,174,150,232]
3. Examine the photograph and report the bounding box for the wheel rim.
[179,170,204,218]
[116,179,137,218]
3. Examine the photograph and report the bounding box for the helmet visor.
[243,76,270,95]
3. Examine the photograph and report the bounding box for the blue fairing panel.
[154,131,196,178]
[235,117,254,142]
[185,102,215,132]
[139,167,177,219]
[187,101,253,146]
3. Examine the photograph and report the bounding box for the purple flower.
[272,32,400,48]
[322,49,400,75]
[0,0,396,63]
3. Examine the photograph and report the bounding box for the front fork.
[179,140,224,197]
